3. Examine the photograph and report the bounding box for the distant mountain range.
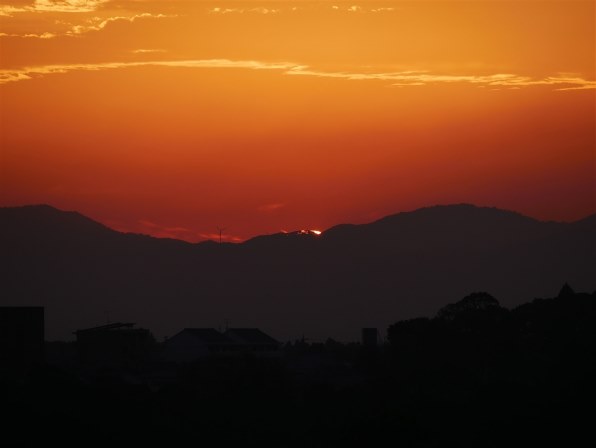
[1,204,594,341]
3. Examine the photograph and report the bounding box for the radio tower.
[217,226,226,244]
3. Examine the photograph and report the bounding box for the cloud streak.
[131,48,166,54]
[109,218,245,242]
[198,232,243,243]
[0,0,108,16]
[66,12,174,35]
[208,7,281,15]
[0,31,56,38]
[0,12,174,38]
[0,59,299,84]
[1,58,593,91]
[284,67,596,90]
[205,5,397,15]
[0,2,398,18]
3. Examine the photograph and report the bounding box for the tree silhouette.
[557,282,575,299]
[436,292,501,321]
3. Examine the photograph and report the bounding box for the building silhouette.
[0,306,44,375]
[224,328,280,355]
[165,327,280,363]
[74,322,155,368]
[164,328,234,363]
[361,328,379,348]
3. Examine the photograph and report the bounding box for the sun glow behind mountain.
[0,1,594,242]
[297,229,322,236]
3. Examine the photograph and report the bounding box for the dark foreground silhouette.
[1,204,595,342]
[2,286,595,447]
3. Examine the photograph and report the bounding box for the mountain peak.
[323,203,548,243]
[1,202,594,342]
[0,203,116,242]
[376,203,539,224]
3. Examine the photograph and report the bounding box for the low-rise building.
[165,327,280,363]
[74,322,155,368]
[0,306,44,374]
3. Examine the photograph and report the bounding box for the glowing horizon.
[1,1,594,242]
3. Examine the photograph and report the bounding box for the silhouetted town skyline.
[2,284,595,446]
[2,202,594,446]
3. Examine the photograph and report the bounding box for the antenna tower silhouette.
[217,226,226,244]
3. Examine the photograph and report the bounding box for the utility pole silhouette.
[217,226,226,244]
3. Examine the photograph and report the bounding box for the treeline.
[387,286,596,389]
[381,285,596,447]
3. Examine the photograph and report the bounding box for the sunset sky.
[1,0,594,242]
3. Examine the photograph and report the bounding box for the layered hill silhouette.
[1,204,594,341]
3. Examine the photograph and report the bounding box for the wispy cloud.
[208,7,281,15]
[198,232,243,243]
[1,58,593,91]
[206,5,396,15]
[131,48,166,54]
[0,1,399,18]
[284,67,596,90]
[135,219,196,241]
[0,59,298,84]
[0,12,174,38]
[67,12,173,35]
[0,31,56,38]
[0,5,25,17]
[370,8,396,13]
[0,0,108,16]
[331,5,396,14]
[33,0,108,13]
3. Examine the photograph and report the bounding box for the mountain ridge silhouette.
[1,203,594,341]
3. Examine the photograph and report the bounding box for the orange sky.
[1,1,594,241]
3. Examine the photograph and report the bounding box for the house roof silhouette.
[176,328,232,345]
[73,322,135,335]
[224,328,279,346]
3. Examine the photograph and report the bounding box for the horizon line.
[1,201,594,244]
